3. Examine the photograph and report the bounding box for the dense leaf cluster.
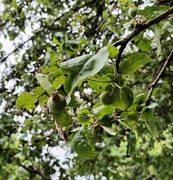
[1,0,173,179]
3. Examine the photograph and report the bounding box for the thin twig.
[145,49,173,105]
[0,11,66,63]
[95,3,118,31]
[0,36,35,63]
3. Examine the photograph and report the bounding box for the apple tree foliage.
[1,0,173,179]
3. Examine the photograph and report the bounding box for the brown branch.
[20,164,50,180]
[112,6,173,72]
[145,49,173,105]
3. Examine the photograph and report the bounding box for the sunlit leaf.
[35,73,55,95]
[16,92,36,110]
[108,45,119,59]
[11,0,17,9]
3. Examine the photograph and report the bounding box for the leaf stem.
[114,83,121,89]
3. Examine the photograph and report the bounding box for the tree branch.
[0,9,69,63]
[95,3,118,31]
[0,35,35,63]
[145,48,173,105]
[20,164,50,180]
[112,6,173,72]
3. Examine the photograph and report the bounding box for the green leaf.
[138,5,168,20]
[134,33,151,52]
[32,87,45,98]
[84,126,96,148]
[93,102,114,120]
[52,75,65,89]
[2,11,8,21]
[61,47,109,94]
[78,47,109,78]
[127,112,139,121]
[39,94,49,105]
[35,73,55,95]
[118,0,130,5]
[120,53,152,75]
[0,136,9,149]
[120,87,134,110]
[142,109,158,137]
[108,45,119,59]
[70,127,97,159]
[112,86,124,109]
[16,92,36,110]
[60,54,92,93]
[127,132,136,159]
[52,37,59,45]
[9,134,19,149]
[121,111,138,128]
[11,0,17,9]
[52,110,72,127]
[101,125,116,136]
[88,76,111,93]
[77,109,93,125]
[68,95,83,108]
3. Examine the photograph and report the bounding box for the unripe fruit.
[128,7,137,18]
[47,93,66,112]
[100,91,114,105]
